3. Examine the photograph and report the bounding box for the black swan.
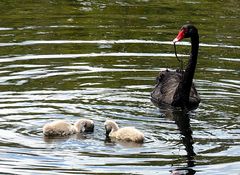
[151,24,201,110]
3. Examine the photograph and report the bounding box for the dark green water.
[0,0,239,174]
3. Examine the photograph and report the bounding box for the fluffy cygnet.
[104,120,144,143]
[43,120,75,136]
[74,119,94,133]
[43,119,94,136]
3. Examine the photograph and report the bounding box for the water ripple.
[0,0,239,174]
[0,39,239,49]
[0,53,187,63]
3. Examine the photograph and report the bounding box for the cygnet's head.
[74,119,94,133]
[104,119,119,136]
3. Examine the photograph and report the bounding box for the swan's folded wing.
[151,71,181,105]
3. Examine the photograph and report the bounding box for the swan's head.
[74,119,94,133]
[104,120,119,136]
[173,24,198,43]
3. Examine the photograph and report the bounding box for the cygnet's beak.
[105,126,111,136]
[82,121,94,133]
[85,124,94,132]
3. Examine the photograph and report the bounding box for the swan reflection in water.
[160,107,196,175]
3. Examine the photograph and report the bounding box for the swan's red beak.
[173,29,185,43]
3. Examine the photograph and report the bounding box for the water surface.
[0,0,239,174]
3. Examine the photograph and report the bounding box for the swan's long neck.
[111,122,119,132]
[172,33,199,108]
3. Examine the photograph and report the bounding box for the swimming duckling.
[104,120,144,143]
[43,119,94,137]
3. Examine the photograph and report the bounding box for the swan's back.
[151,70,200,109]
[151,70,181,104]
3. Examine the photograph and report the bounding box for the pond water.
[0,0,239,174]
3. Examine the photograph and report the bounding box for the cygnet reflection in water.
[43,132,88,144]
[104,137,144,148]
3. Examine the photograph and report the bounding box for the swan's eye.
[183,28,188,34]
